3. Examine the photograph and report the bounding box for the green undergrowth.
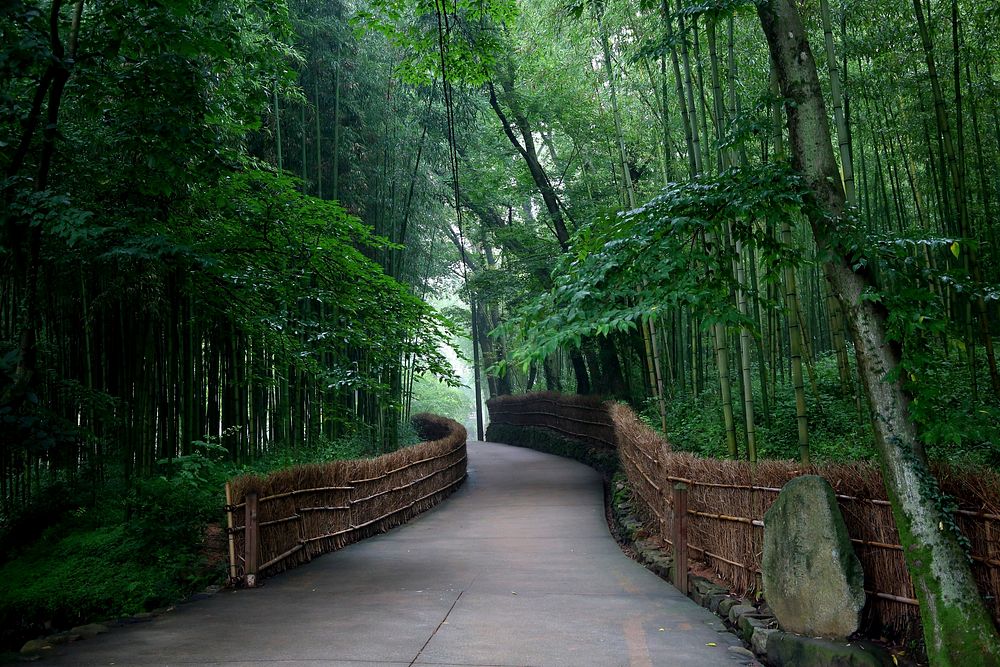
[0,422,421,652]
[646,349,1000,469]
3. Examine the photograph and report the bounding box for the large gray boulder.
[762,475,865,639]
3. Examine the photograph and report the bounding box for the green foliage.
[178,167,460,392]
[353,0,517,86]
[0,475,221,648]
[508,165,809,367]
[650,349,1000,467]
[657,352,874,462]
[839,229,1000,467]
[411,373,473,425]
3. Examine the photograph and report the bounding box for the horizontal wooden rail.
[248,470,468,575]
[259,544,305,571]
[232,486,355,510]
[299,505,350,512]
[302,527,355,543]
[350,444,466,483]
[664,534,758,574]
[494,420,615,447]
[688,509,764,527]
[347,475,467,531]
[351,456,467,504]
[259,514,301,529]
[676,484,1000,522]
[867,590,919,606]
[620,449,662,493]
[491,411,613,429]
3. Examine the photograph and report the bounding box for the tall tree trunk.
[273,84,283,172]
[10,0,84,402]
[471,301,485,440]
[487,77,591,393]
[315,77,322,199]
[783,221,811,463]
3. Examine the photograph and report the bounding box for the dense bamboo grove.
[0,0,462,514]
[2,0,1000,659]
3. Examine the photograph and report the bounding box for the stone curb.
[608,476,896,667]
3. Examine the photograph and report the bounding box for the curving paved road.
[45,441,752,667]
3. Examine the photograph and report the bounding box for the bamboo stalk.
[303,527,355,543]
[851,538,904,551]
[685,480,783,493]
[620,449,663,493]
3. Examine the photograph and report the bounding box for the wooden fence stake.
[297,510,311,563]
[245,491,259,588]
[225,482,237,583]
[672,482,688,594]
[659,444,668,544]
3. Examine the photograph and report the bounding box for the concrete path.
[46,442,750,666]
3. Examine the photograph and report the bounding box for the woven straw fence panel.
[487,392,615,448]
[227,414,467,580]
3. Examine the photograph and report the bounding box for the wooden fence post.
[245,491,259,588]
[224,482,237,583]
[296,510,310,563]
[659,444,668,545]
[672,482,688,594]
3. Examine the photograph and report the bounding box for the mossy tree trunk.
[756,0,1000,661]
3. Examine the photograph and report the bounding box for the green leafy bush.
[650,348,999,468]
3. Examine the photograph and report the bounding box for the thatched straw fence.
[487,393,1000,639]
[225,414,467,585]
[488,391,615,448]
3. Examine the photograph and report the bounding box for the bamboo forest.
[1,0,999,663]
